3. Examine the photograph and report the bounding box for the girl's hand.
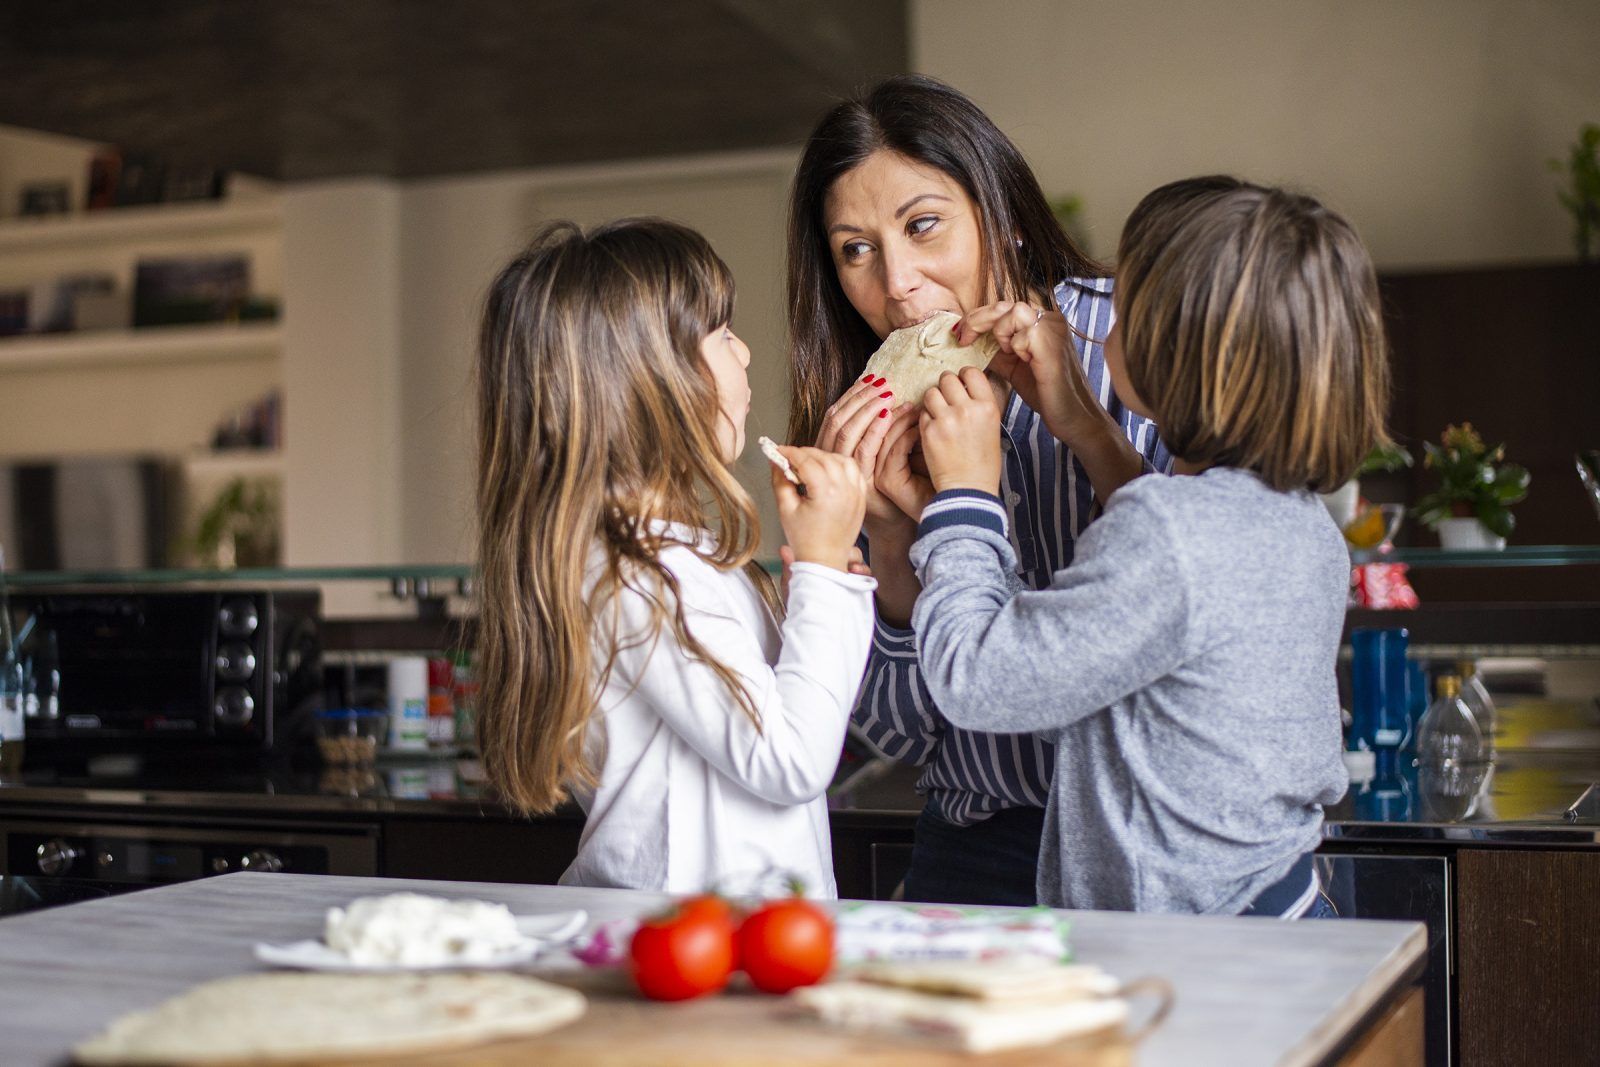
[814,375,914,528]
[771,446,869,573]
[959,301,1095,445]
[874,405,936,522]
[919,368,1002,494]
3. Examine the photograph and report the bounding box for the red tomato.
[736,897,834,993]
[629,895,737,1001]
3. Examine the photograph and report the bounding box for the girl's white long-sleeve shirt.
[560,524,876,898]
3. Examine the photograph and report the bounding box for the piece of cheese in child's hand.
[758,436,805,493]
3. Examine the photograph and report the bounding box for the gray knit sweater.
[910,468,1349,913]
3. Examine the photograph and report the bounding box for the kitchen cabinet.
[1455,849,1600,1067]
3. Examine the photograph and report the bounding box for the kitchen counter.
[5,742,1600,847]
[0,870,1425,1067]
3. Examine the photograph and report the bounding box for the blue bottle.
[1355,747,1415,822]
[1349,628,1411,755]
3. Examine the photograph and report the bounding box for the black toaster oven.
[9,588,321,757]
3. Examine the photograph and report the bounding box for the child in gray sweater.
[874,177,1390,914]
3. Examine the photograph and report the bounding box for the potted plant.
[1414,423,1530,550]
[1549,122,1600,261]
[1321,439,1412,534]
[189,477,281,569]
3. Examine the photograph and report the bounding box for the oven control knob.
[35,839,81,876]
[216,642,257,682]
[218,597,260,637]
[241,849,284,873]
[214,687,255,727]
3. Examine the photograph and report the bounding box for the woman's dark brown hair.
[1115,177,1391,492]
[786,74,1104,446]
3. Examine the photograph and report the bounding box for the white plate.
[253,909,587,972]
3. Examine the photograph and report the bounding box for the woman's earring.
[1013,236,1024,248]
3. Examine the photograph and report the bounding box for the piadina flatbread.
[793,959,1130,1054]
[859,310,1000,407]
[757,435,802,487]
[72,971,586,1065]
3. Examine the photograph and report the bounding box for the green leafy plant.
[1548,122,1600,260]
[191,477,280,568]
[1049,194,1088,248]
[1356,440,1413,478]
[1414,423,1530,538]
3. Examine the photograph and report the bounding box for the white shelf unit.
[0,198,282,255]
[0,191,286,563]
[0,321,281,372]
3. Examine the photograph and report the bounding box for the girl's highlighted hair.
[474,217,771,816]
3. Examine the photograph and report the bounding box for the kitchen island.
[0,870,1423,1067]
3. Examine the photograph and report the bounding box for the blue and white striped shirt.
[853,276,1173,827]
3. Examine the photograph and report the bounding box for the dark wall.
[1372,261,1600,601]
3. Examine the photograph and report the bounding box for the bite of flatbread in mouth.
[757,436,806,496]
[857,310,1001,408]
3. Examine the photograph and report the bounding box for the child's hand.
[919,368,1001,495]
[771,446,869,573]
[960,301,1094,445]
[874,406,936,521]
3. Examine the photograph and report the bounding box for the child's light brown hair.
[474,217,773,816]
[1115,177,1390,492]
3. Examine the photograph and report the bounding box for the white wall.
[281,180,404,580]
[395,150,797,565]
[912,0,1600,267]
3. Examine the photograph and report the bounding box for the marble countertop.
[0,871,1425,1067]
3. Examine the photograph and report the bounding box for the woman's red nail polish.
[873,377,887,387]
[878,408,889,418]
[879,390,893,398]
[861,374,874,383]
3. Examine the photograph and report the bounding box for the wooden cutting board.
[308,972,1136,1067]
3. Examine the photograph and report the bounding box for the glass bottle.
[1455,659,1497,752]
[1415,675,1487,821]
[1417,674,1483,768]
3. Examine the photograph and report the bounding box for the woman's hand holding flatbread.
[814,374,915,530]
[874,406,936,522]
[964,300,1099,445]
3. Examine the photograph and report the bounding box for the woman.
[786,74,1171,906]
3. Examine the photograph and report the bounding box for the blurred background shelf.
[1353,545,1600,568]
[0,321,280,371]
[0,198,281,254]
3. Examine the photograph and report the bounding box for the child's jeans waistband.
[1239,852,1319,918]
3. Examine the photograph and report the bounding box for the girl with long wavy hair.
[475,217,872,896]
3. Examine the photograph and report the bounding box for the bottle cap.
[1436,674,1461,700]
[1343,748,1376,784]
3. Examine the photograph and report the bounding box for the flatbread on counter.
[72,971,586,1065]
[850,958,1121,1002]
[793,980,1128,1054]
[859,311,1000,407]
